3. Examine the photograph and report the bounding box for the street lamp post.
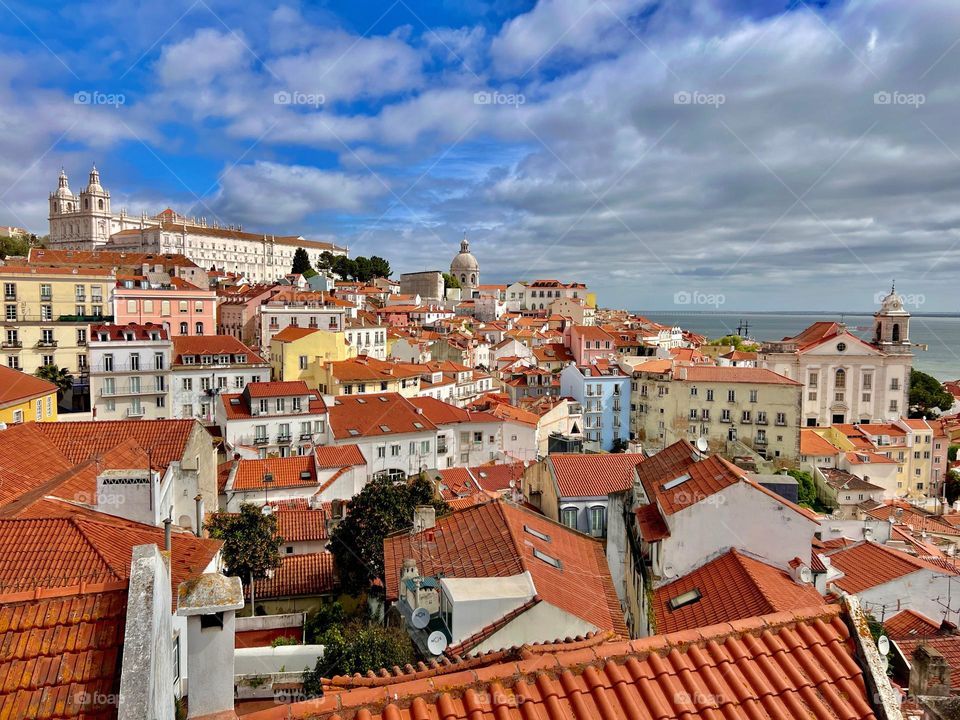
[262,472,274,509]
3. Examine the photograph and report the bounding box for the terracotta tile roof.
[245,380,311,398]
[634,502,670,541]
[0,367,57,409]
[632,358,673,373]
[90,322,169,341]
[445,595,543,656]
[28,247,201,269]
[329,357,423,382]
[884,609,943,640]
[243,604,880,720]
[653,549,823,634]
[0,582,128,720]
[800,429,842,456]
[248,551,337,600]
[171,334,265,364]
[328,393,438,439]
[313,445,366,469]
[271,326,321,342]
[221,389,326,420]
[825,540,959,594]
[0,514,220,601]
[865,503,959,536]
[435,467,476,499]
[231,455,317,491]
[383,500,626,637]
[469,463,526,492]
[0,264,113,277]
[36,419,196,470]
[678,366,801,385]
[275,510,328,543]
[819,467,884,492]
[407,397,498,426]
[547,453,644,498]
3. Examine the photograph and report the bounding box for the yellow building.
[270,326,355,385]
[1,264,114,389]
[0,365,59,423]
[316,356,422,397]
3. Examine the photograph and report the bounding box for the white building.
[88,322,171,420]
[344,316,388,360]
[260,296,350,357]
[408,396,504,468]
[327,393,439,480]
[759,288,913,426]
[216,381,328,459]
[505,279,589,313]
[170,335,271,424]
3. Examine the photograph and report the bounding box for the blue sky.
[2,0,960,312]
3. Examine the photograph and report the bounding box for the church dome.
[86,164,104,193]
[878,283,908,315]
[450,237,479,272]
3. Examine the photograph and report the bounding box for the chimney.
[164,517,172,552]
[909,644,951,697]
[194,494,204,537]
[176,574,244,718]
[414,505,436,532]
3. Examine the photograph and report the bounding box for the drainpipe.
[164,516,172,552]
[194,493,203,537]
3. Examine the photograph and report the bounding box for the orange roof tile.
[171,334,265,364]
[248,551,337,600]
[36,419,197,470]
[0,582,128,720]
[678,366,801,385]
[897,635,960,689]
[272,326,321,342]
[547,453,644,498]
[328,393,437,439]
[241,604,879,720]
[634,502,670,541]
[826,540,959,594]
[883,609,943,640]
[275,510,328,543]
[231,456,317,491]
[0,366,56,406]
[383,500,626,637]
[313,445,366,469]
[245,380,311,398]
[800,429,842,456]
[653,549,823,634]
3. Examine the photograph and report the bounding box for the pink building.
[113,275,217,337]
[568,325,617,366]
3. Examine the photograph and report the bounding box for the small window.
[533,548,561,569]
[667,588,702,611]
[524,525,550,542]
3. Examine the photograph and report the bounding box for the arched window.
[892,323,900,342]
[588,505,607,537]
[835,368,846,388]
[98,199,104,210]
[179,322,188,334]
[195,322,204,335]
[460,274,466,283]
[84,199,88,209]
[561,506,578,529]
[470,274,476,285]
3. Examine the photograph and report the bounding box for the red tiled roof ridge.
[445,595,543,657]
[0,577,129,604]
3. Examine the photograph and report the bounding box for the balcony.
[36,340,58,348]
[75,294,86,302]
[299,433,313,441]
[100,384,165,396]
[253,437,269,446]
[754,436,768,445]
[126,407,145,418]
[1,340,22,349]
[57,314,114,323]
[3,293,15,301]
[276,434,292,444]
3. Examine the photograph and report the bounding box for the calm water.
[639,311,960,381]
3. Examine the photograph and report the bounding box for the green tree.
[291,247,313,275]
[949,445,959,462]
[0,234,31,259]
[316,251,336,272]
[206,504,283,595]
[909,369,954,418]
[369,256,391,279]
[945,470,960,506]
[33,364,73,400]
[332,255,357,281]
[786,469,818,507]
[353,256,373,282]
[302,622,414,696]
[329,474,448,593]
[442,273,461,292]
[610,438,629,453]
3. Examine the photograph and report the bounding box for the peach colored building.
[113,276,216,337]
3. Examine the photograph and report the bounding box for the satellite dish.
[411,607,431,630]
[798,566,813,584]
[509,480,516,489]
[662,562,677,579]
[261,504,273,516]
[877,636,890,655]
[426,631,448,656]
[695,437,708,454]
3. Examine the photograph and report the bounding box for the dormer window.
[236,355,246,363]
[182,355,195,364]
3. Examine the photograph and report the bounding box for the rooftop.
[328,393,438,439]
[0,366,57,408]
[547,453,644,498]
[825,540,959,594]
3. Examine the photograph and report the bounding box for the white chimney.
[414,505,436,532]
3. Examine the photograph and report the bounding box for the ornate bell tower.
[77,164,112,248]
[873,282,911,355]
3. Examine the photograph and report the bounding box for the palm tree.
[34,364,73,400]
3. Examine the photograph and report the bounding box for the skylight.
[378,396,389,402]
[348,429,360,436]
[357,398,366,404]
[379,425,391,432]
[667,588,702,611]
[533,548,561,568]
[413,422,424,429]
[662,473,691,491]
[524,525,550,542]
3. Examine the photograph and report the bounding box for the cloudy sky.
[1,0,959,312]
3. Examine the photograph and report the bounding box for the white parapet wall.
[234,645,325,700]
